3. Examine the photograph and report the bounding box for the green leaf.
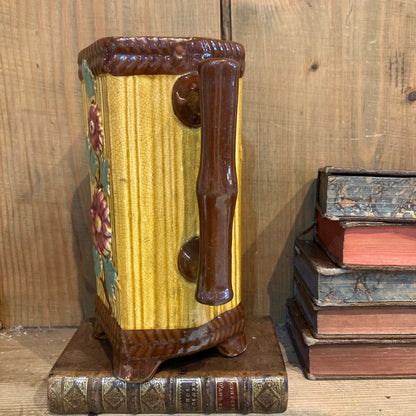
[81,60,95,100]
[103,257,118,300]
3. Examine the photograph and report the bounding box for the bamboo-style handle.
[195,58,239,306]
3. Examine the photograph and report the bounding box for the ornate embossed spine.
[48,374,287,414]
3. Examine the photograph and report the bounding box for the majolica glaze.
[78,37,246,382]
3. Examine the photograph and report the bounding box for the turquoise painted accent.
[92,245,102,278]
[86,136,97,182]
[82,60,95,99]
[100,158,110,195]
[103,257,118,300]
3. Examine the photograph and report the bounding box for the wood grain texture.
[232,0,416,320]
[3,325,416,415]
[0,0,221,327]
[3,0,416,327]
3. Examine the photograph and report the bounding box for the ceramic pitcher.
[78,36,246,382]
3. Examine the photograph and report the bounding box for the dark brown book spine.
[48,374,287,414]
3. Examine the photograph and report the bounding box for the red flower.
[88,104,103,154]
[90,188,111,256]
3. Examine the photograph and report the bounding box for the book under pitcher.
[48,317,288,414]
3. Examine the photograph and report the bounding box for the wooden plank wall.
[234,0,416,321]
[1,0,416,327]
[0,0,221,327]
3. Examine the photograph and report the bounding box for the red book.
[287,299,416,379]
[316,210,416,268]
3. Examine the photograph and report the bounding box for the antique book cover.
[48,317,288,414]
[315,210,416,268]
[294,273,416,337]
[287,299,416,379]
[317,166,416,221]
[294,239,416,304]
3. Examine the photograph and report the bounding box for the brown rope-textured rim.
[95,296,245,381]
[96,295,245,360]
[78,36,245,79]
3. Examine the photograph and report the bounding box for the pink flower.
[90,188,111,256]
[88,104,103,155]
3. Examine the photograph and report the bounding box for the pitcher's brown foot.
[217,331,247,357]
[93,318,107,340]
[113,355,163,383]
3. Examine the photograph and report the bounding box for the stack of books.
[287,166,416,379]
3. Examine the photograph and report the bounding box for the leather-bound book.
[294,239,416,304]
[317,166,416,222]
[287,299,416,379]
[315,210,416,268]
[294,272,416,337]
[48,317,288,414]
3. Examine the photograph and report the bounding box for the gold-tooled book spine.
[48,374,287,414]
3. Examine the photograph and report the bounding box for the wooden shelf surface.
[1,323,416,415]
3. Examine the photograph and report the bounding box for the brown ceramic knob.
[172,72,201,128]
[177,237,199,283]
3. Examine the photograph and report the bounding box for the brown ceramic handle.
[195,58,239,306]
